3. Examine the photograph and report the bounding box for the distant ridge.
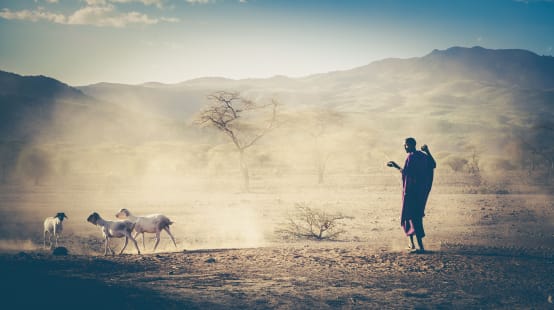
[72,46,554,92]
[0,70,98,140]
[420,46,554,89]
[0,70,85,100]
[0,46,553,179]
[2,46,554,142]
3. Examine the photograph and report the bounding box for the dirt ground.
[1,173,553,309]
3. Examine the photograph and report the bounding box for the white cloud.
[238,0,247,3]
[67,5,159,27]
[85,0,108,5]
[0,4,178,27]
[186,0,212,4]
[111,0,166,8]
[85,0,165,7]
[160,16,179,23]
[0,7,65,23]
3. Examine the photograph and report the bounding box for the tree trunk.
[318,165,325,184]
[315,150,325,185]
[239,150,250,191]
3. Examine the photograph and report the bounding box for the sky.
[0,0,553,86]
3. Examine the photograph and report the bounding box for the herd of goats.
[43,210,177,255]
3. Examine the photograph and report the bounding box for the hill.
[2,46,554,182]
[0,71,92,140]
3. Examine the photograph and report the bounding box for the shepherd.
[387,137,436,253]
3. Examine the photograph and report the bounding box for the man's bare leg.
[416,235,425,253]
[408,235,416,250]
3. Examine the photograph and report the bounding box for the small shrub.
[277,203,353,241]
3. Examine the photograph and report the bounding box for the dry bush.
[445,156,468,173]
[277,203,353,241]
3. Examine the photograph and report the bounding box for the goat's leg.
[164,227,177,248]
[132,231,142,250]
[119,236,129,255]
[104,238,110,255]
[129,234,141,255]
[142,232,146,249]
[52,227,56,247]
[43,231,47,248]
[105,238,115,255]
[153,231,161,251]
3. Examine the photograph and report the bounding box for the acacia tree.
[307,108,344,184]
[196,91,277,191]
[515,121,554,179]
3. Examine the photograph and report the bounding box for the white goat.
[44,212,68,248]
[86,212,141,255]
[115,208,177,251]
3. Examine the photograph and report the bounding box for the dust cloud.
[0,80,553,254]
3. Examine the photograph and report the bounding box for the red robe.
[401,151,433,236]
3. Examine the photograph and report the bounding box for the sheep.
[115,208,177,252]
[86,212,141,255]
[43,212,68,248]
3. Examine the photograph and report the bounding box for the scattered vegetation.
[277,203,353,241]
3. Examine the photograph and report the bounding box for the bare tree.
[446,156,468,173]
[467,148,481,176]
[196,91,277,191]
[277,203,352,240]
[302,108,344,184]
[18,147,51,185]
[515,122,554,179]
[0,141,24,183]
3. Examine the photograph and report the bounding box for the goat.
[115,208,177,252]
[86,212,141,255]
[43,212,68,248]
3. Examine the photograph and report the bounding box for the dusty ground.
[1,172,553,309]
[2,243,553,309]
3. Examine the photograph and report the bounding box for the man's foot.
[407,244,416,251]
[408,248,425,254]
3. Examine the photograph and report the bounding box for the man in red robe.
[387,137,435,253]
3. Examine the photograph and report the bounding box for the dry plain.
[0,171,553,309]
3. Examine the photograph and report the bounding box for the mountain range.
[1,46,553,174]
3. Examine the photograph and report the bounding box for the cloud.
[0,7,65,23]
[111,0,166,8]
[514,0,554,3]
[0,4,179,27]
[85,0,108,5]
[67,5,159,27]
[160,16,179,23]
[186,0,213,4]
[184,0,247,5]
[84,0,165,7]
